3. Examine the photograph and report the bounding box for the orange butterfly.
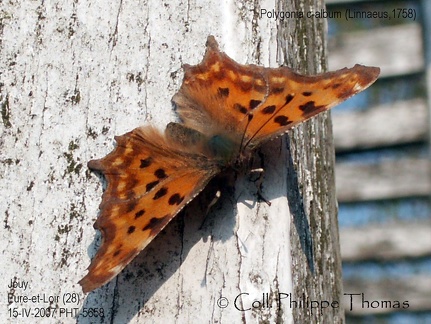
[80,36,380,293]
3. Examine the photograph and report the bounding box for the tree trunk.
[1,0,342,323]
[279,1,344,322]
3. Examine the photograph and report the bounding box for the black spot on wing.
[153,187,168,200]
[135,209,145,219]
[274,115,292,126]
[271,87,284,94]
[154,168,167,179]
[127,226,136,234]
[249,99,261,110]
[146,180,159,192]
[285,94,294,105]
[142,215,170,235]
[168,193,185,205]
[140,157,152,168]
[234,103,248,114]
[261,105,276,115]
[302,91,312,96]
[126,200,138,213]
[299,101,326,115]
[217,87,230,97]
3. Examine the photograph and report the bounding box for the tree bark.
[1,0,342,323]
[278,1,344,323]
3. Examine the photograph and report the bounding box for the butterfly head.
[207,134,238,161]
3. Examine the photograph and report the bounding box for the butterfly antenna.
[239,70,270,154]
[238,113,253,155]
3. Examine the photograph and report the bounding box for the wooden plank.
[326,0,382,4]
[333,99,428,152]
[421,0,431,148]
[343,275,431,315]
[335,158,431,202]
[328,23,424,77]
[340,221,431,261]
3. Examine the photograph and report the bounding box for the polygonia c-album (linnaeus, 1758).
[79,36,380,293]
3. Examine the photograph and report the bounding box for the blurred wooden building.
[326,0,431,322]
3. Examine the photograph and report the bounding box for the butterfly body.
[80,36,380,293]
[166,122,242,165]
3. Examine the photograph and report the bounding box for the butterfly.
[79,35,380,293]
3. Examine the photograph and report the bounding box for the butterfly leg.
[198,190,221,230]
[206,190,221,215]
[249,168,272,206]
[257,190,272,206]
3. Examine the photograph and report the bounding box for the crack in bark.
[109,0,123,49]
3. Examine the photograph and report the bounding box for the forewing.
[172,36,267,140]
[172,36,379,151]
[244,64,380,148]
[80,126,218,293]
